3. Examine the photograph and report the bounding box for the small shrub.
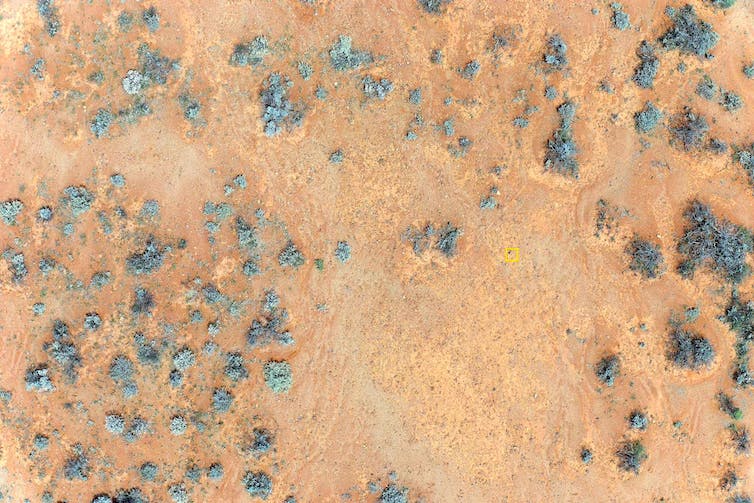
[734,144,754,188]
[721,90,744,112]
[595,355,619,386]
[225,352,248,381]
[124,417,149,443]
[335,241,351,262]
[242,471,272,499]
[137,43,175,86]
[460,60,480,80]
[668,327,715,369]
[114,489,146,503]
[721,293,754,341]
[90,109,113,138]
[178,94,201,121]
[543,35,568,71]
[632,41,659,89]
[669,108,709,150]
[167,483,188,503]
[62,185,94,216]
[720,469,739,491]
[117,11,133,32]
[628,410,648,430]
[105,413,126,434]
[418,0,451,14]
[25,365,54,392]
[169,415,187,435]
[172,347,196,371]
[126,237,165,274]
[131,287,154,315]
[435,223,460,257]
[611,4,631,31]
[729,423,750,453]
[580,447,593,464]
[33,434,49,449]
[706,0,736,7]
[544,101,578,177]
[626,237,664,278]
[142,6,160,32]
[212,388,233,413]
[109,355,135,383]
[5,250,28,283]
[230,36,269,67]
[278,241,305,267]
[616,440,647,473]
[707,138,728,154]
[64,450,89,480]
[409,88,422,105]
[718,392,744,420]
[634,102,662,133]
[208,463,224,480]
[379,484,409,503]
[696,76,717,100]
[249,427,273,454]
[140,462,158,481]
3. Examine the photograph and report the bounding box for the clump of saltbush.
[263,360,292,393]
[0,199,23,225]
[721,293,754,387]
[126,237,165,274]
[403,222,462,257]
[362,76,394,100]
[260,73,304,136]
[328,35,373,71]
[677,200,753,283]
[659,4,719,58]
[37,0,61,36]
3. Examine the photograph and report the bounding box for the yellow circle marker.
[504,247,520,263]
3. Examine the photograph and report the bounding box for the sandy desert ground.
[1,0,754,501]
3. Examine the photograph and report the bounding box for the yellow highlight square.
[504,247,520,263]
